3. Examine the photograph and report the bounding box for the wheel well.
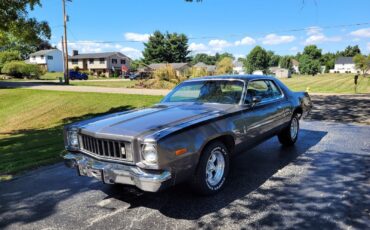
[203,135,235,154]
[294,107,303,118]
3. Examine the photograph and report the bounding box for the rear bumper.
[63,152,172,192]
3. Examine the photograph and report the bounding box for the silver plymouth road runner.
[63,75,312,195]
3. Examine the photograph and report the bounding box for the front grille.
[79,134,133,161]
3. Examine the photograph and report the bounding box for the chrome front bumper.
[63,152,171,192]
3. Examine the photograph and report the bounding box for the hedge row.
[1,61,44,79]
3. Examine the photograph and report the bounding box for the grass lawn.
[280,74,370,94]
[68,74,370,94]
[71,80,137,88]
[39,71,64,80]
[0,89,162,179]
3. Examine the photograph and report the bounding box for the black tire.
[191,141,230,195]
[278,113,300,146]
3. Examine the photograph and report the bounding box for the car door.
[234,79,282,151]
[265,79,292,131]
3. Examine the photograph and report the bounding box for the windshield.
[162,80,245,104]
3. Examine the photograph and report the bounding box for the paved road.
[0,121,369,229]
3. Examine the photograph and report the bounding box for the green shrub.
[0,51,21,72]
[2,61,42,79]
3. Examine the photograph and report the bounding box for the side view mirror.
[252,96,262,104]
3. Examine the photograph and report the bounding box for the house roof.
[291,59,299,66]
[335,57,354,65]
[30,49,60,56]
[148,63,189,70]
[193,62,216,72]
[71,52,131,60]
[194,62,207,67]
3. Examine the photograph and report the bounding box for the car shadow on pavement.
[102,129,328,223]
[308,95,370,124]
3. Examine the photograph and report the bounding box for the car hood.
[76,103,237,140]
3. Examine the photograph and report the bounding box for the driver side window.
[244,80,269,104]
[244,80,282,104]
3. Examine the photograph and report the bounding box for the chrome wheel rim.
[206,149,225,186]
[290,117,298,139]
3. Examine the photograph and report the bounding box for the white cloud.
[118,47,142,59]
[306,26,322,35]
[57,40,142,59]
[290,46,299,52]
[350,28,370,38]
[189,42,208,53]
[124,32,150,42]
[208,39,232,51]
[261,34,296,45]
[305,34,341,44]
[367,42,370,51]
[234,36,256,46]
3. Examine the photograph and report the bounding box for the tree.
[190,53,217,65]
[215,52,234,62]
[302,45,322,59]
[143,31,190,64]
[279,56,293,70]
[299,55,321,76]
[216,57,233,75]
[0,1,51,58]
[353,54,370,75]
[190,52,234,65]
[338,45,361,57]
[320,52,336,73]
[244,46,269,74]
[267,51,280,67]
[298,45,322,75]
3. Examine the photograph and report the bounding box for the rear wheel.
[278,113,299,146]
[191,141,229,195]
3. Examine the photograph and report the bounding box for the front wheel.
[278,113,299,146]
[191,141,229,195]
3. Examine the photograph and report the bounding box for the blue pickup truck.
[69,70,88,80]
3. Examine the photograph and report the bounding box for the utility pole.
[62,0,70,84]
[61,35,65,83]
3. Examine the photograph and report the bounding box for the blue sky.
[30,0,370,59]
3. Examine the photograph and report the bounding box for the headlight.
[142,143,158,164]
[67,129,79,148]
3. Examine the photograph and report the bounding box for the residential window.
[89,59,94,64]
[71,59,78,64]
[40,55,44,59]
[99,58,105,64]
[47,55,53,60]
[112,59,117,64]
[120,59,126,65]
[32,56,36,60]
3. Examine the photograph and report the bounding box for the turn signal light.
[175,148,187,155]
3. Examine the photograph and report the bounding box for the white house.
[330,57,358,74]
[28,49,63,72]
[291,59,300,74]
[233,61,245,75]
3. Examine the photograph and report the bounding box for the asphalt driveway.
[0,120,369,229]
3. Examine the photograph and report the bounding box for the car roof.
[186,74,276,82]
